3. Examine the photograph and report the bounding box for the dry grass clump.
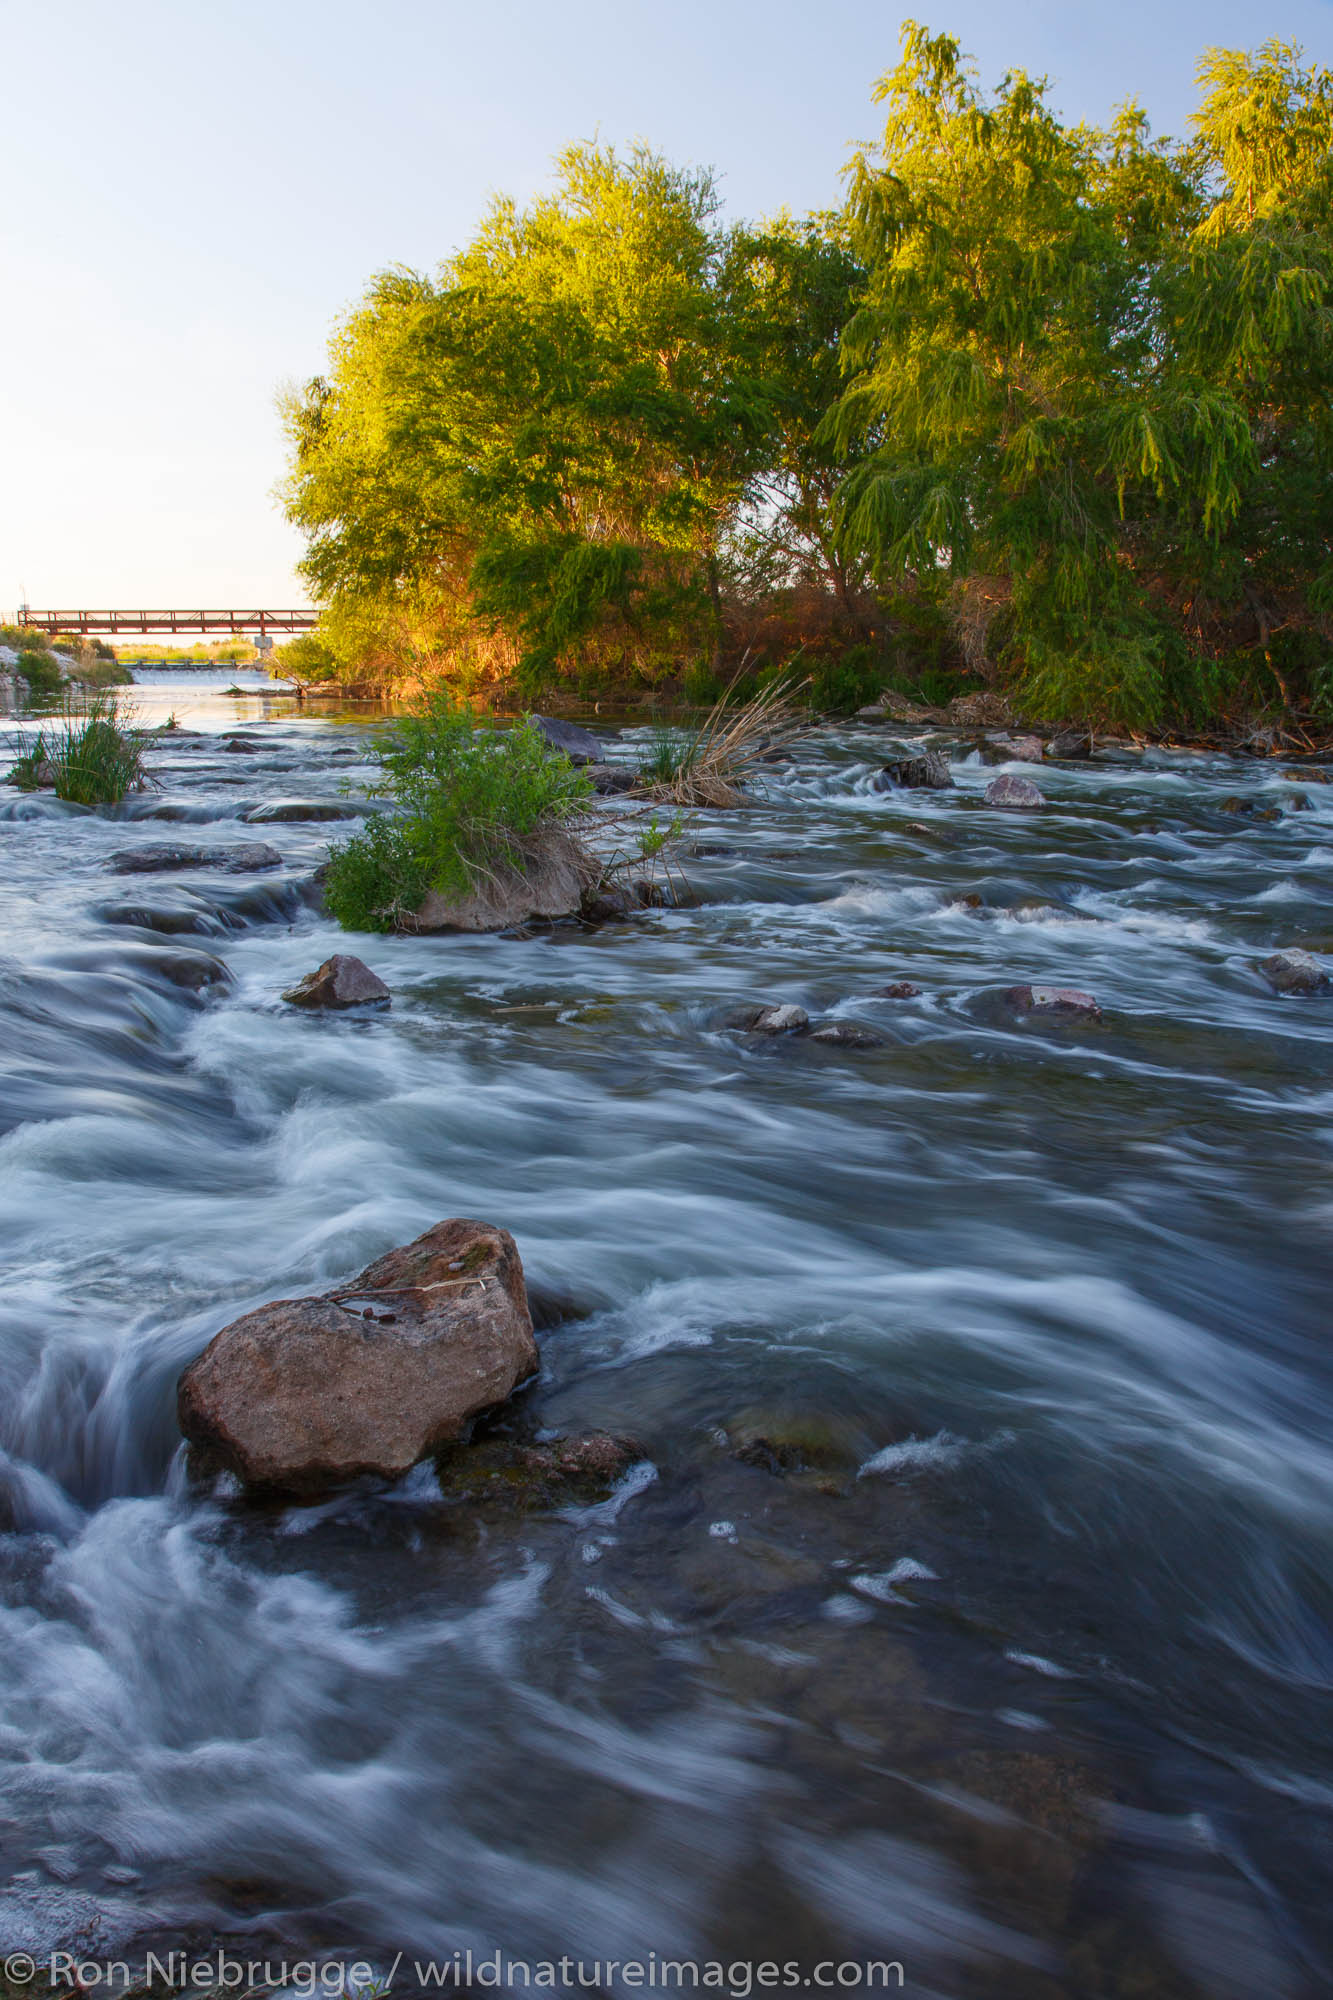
[632,678,814,807]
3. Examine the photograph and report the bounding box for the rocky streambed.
[1,678,1331,1997]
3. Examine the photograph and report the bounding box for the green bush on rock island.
[323,693,593,933]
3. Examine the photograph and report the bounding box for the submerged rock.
[282,954,391,1010]
[531,715,603,765]
[241,799,365,823]
[1218,795,1283,821]
[810,1020,885,1048]
[985,774,1046,810]
[412,826,599,932]
[1259,949,1329,995]
[879,980,922,998]
[106,841,284,874]
[177,1218,538,1492]
[434,1430,643,1509]
[1005,984,1102,1020]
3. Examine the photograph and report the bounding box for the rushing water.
[1,676,1331,1998]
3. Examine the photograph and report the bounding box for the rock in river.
[1005,984,1102,1020]
[106,842,284,874]
[810,1019,885,1048]
[282,954,391,1009]
[177,1218,539,1492]
[985,774,1046,810]
[873,751,954,791]
[1259,949,1329,995]
[412,826,599,932]
[241,799,365,823]
[531,715,604,765]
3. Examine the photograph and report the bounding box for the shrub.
[323,692,592,932]
[17,650,63,696]
[0,625,50,653]
[20,694,149,805]
[67,657,134,689]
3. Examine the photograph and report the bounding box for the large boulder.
[177,1219,539,1492]
[530,715,604,765]
[282,954,391,1009]
[412,825,599,932]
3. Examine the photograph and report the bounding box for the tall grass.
[10,693,148,805]
[632,677,814,807]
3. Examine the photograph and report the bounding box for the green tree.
[285,144,774,692]
[831,23,1333,729]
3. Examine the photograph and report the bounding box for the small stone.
[879,981,922,998]
[985,774,1045,809]
[1259,949,1329,995]
[581,886,635,923]
[1283,767,1330,785]
[223,737,263,753]
[1005,985,1102,1020]
[530,715,604,765]
[810,1020,885,1048]
[585,761,637,794]
[752,1004,810,1035]
[983,732,1044,764]
[282,954,391,1010]
[873,751,954,791]
[1045,731,1092,760]
[1287,792,1313,811]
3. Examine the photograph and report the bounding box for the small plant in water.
[10,693,149,806]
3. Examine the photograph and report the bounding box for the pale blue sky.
[3,0,1331,616]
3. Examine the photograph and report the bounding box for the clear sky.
[3,0,1331,618]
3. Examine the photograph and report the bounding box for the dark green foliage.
[323,694,592,933]
[17,650,63,696]
[806,648,885,715]
[832,23,1333,730]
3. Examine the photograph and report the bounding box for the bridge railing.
[16,608,320,636]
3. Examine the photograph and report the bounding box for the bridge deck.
[18,609,319,637]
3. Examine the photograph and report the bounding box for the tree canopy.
[285,27,1333,731]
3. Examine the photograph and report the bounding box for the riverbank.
[0,677,1330,1994]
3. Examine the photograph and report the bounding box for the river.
[1,672,1330,1998]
